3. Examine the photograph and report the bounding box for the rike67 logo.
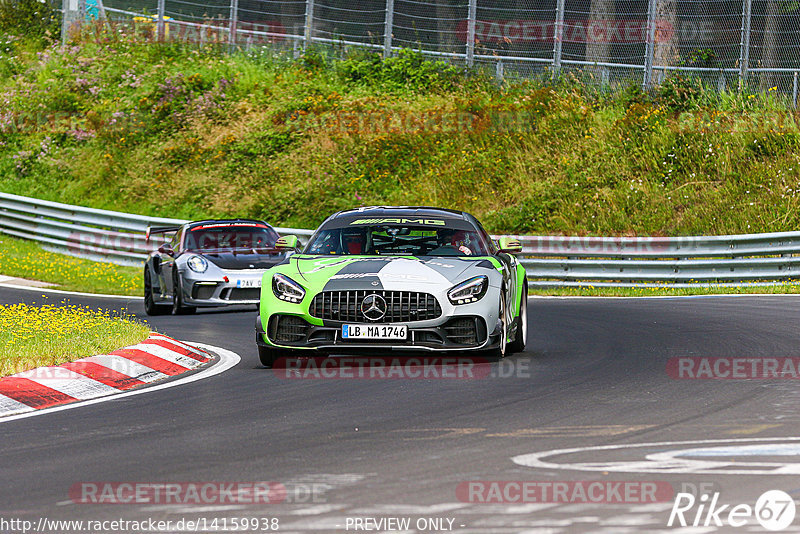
[668,490,796,531]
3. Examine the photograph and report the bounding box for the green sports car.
[255,207,528,367]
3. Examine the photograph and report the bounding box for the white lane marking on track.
[512,437,800,475]
[527,294,800,300]
[0,282,144,300]
[0,342,240,424]
[286,505,349,515]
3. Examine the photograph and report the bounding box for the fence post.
[794,71,798,109]
[466,0,476,67]
[383,0,394,58]
[156,0,166,42]
[552,0,565,77]
[293,24,302,57]
[304,0,315,49]
[61,0,86,44]
[61,0,71,44]
[228,0,239,51]
[739,0,752,89]
[643,0,657,89]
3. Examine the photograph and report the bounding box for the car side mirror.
[497,237,523,254]
[275,235,299,250]
[158,244,175,257]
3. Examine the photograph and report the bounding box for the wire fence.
[60,0,800,96]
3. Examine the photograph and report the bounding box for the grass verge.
[2,31,800,237]
[530,283,800,297]
[0,300,150,376]
[0,234,141,295]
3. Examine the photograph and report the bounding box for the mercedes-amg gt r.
[255,207,527,366]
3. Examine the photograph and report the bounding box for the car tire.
[172,272,196,315]
[507,282,528,354]
[144,269,169,316]
[258,346,294,368]
[484,291,508,359]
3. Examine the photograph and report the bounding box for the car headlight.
[448,276,488,305]
[187,255,208,273]
[272,273,305,302]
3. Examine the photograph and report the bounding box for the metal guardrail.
[495,233,800,288]
[1,192,798,287]
[0,192,314,267]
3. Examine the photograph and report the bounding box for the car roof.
[329,206,468,220]
[184,219,273,230]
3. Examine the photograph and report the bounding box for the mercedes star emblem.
[361,294,387,321]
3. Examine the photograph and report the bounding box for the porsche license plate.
[342,324,407,340]
[236,278,261,288]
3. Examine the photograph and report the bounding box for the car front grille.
[225,288,261,301]
[269,315,310,343]
[192,283,217,300]
[444,317,479,345]
[309,290,442,323]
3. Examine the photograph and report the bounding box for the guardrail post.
[643,0,657,90]
[156,0,166,42]
[228,0,239,51]
[304,0,315,50]
[552,0,565,78]
[739,0,752,89]
[383,0,394,58]
[466,0,477,67]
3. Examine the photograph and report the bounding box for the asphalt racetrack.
[2,286,800,533]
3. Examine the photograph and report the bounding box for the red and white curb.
[0,333,218,418]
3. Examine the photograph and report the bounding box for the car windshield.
[304,223,491,257]
[185,224,280,251]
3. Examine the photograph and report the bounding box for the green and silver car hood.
[281,255,503,293]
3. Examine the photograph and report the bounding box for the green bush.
[337,49,462,92]
[0,0,60,40]
[656,75,705,111]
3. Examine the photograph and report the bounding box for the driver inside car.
[341,229,367,255]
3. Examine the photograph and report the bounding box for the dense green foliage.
[0,0,60,41]
[2,29,800,236]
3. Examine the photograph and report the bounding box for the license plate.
[236,278,261,288]
[342,324,407,340]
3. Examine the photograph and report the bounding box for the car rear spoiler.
[145,225,181,243]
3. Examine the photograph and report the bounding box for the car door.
[159,228,182,298]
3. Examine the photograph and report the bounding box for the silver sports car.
[144,219,297,315]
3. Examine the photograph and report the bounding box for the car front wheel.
[258,346,296,368]
[144,269,169,316]
[483,291,507,359]
[172,272,196,315]
[507,283,528,354]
